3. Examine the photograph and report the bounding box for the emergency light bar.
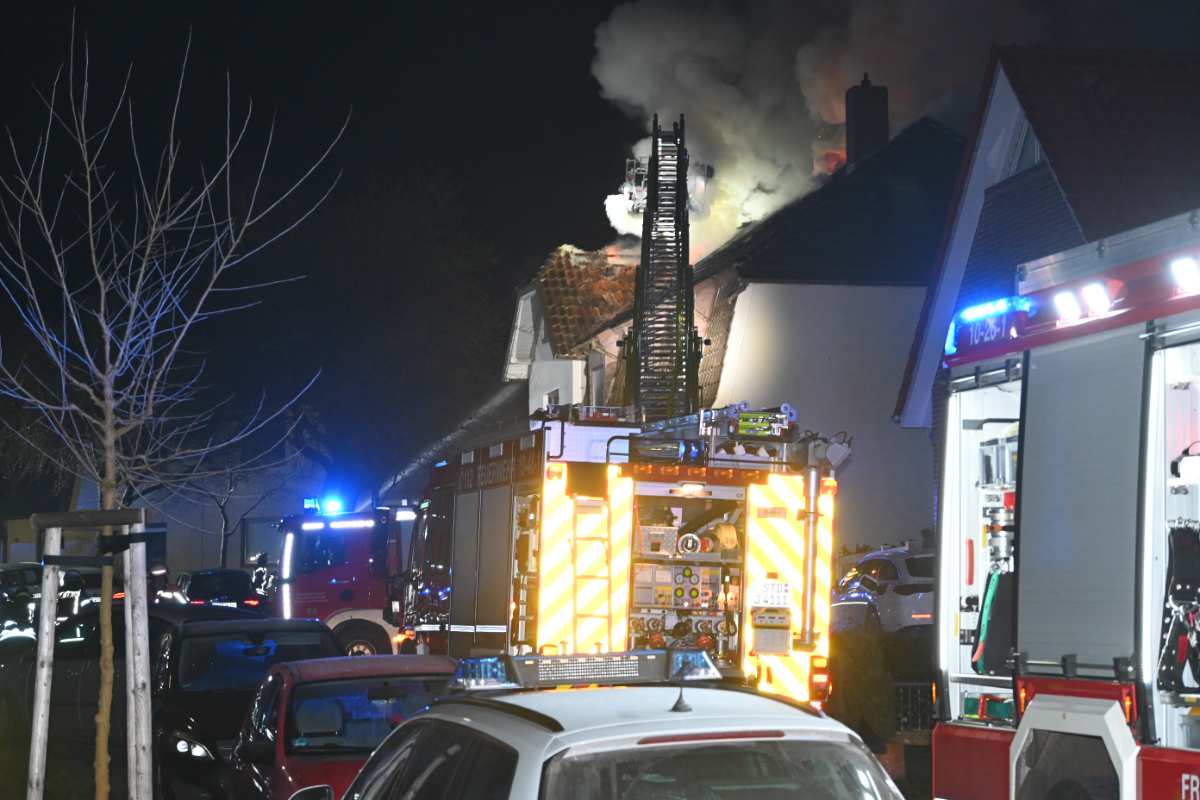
[450,649,722,691]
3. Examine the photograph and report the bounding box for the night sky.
[0,2,639,504]
[2,2,1199,508]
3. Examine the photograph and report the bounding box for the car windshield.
[285,676,449,754]
[542,739,902,800]
[188,572,253,599]
[905,557,935,580]
[178,631,331,692]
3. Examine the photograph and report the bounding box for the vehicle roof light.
[322,497,344,514]
[670,482,710,498]
[300,521,325,531]
[958,296,1031,323]
[1173,256,1200,294]
[395,508,417,522]
[1080,282,1111,315]
[1053,291,1082,323]
[329,518,375,530]
[449,649,722,692]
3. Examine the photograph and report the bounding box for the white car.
[287,650,903,800]
[833,547,935,633]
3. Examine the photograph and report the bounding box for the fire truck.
[932,210,1200,798]
[275,503,411,654]
[405,403,848,704]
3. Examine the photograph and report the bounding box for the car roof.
[177,618,331,637]
[430,686,850,747]
[65,602,256,626]
[281,654,457,683]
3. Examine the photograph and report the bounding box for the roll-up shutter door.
[1018,327,1145,669]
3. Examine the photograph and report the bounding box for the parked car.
[226,654,456,799]
[833,546,936,633]
[167,568,269,614]
[152,617,343,799]
[0,601,257,798]
[288,650,903,800]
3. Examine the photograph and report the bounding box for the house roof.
[694,118,964,286]
[535,244,637,357]
[895,46,1200,425]
[532,118,963,360]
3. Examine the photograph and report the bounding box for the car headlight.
[172,734,214,761]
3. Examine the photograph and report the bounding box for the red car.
[225,654,456,799]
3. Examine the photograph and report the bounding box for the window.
[457,733,518,800]
[177,630,337,692]
[297,531,349,574]
[542,739,900,800]
[862,559,898,582]
[243,517,282,567]
[545,388,560,408]
[343,721,428,799]
[187,571,254,599]
[387,722,472,799]
[905,557,935,580]
[153,633,174,694]
[590,364,605,406]
[285,676,449,756]
[250,674,282,742]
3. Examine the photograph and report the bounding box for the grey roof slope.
[695,118,965,286]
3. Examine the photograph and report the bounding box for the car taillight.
[809,656,832,705]
[112,591,125,600]
[243,598,260,607]
[189,599,206,605]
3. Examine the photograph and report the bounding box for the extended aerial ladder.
[622,114,704,421]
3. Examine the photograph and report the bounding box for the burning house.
[505,79,964,547]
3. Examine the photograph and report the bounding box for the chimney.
[845,73,889,166]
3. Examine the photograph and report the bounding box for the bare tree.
[200,448,305,569]
[0,29,339,798]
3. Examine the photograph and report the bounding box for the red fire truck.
[276,505,410,654]
[405,404,848,706]
[933,210,1200,798]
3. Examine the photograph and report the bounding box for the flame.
[813,148,847,176]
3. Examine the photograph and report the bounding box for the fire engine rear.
[405,403,847,704]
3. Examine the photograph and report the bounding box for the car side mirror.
[238,739,275,765]
[288,787,333,800]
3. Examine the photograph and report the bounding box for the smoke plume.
[593,0,1044,260]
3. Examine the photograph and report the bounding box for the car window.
[344,721,428,800]
[862,559,897,582]
[285,676,449,755]
[858,574,879,593]
[457,733,518,800]
[387,721,474,799]
[541,738,901,800]
[153,633,174,693]
[187,572,254,599]
[250,673,282,742]
[905,557,935,580]
[177,630,331,692]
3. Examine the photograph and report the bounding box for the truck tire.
[335,620,392,656]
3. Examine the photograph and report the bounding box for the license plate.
[213,601,237,608]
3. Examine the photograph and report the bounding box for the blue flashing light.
[322,497,344,515]
[434,459,449,468]
[303,498,320,511]
[958,296,1032,323]
[944,320,958,356]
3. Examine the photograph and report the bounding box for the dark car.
[0,601,258,798]
[171,568,268,615]
[153,618,342,799]
[226,655,455,800]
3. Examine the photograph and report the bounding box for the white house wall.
[716,282,933,546]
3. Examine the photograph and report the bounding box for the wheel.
[334,620,393,655]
